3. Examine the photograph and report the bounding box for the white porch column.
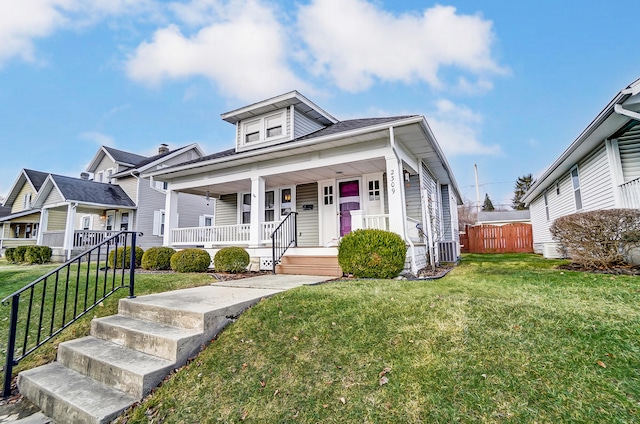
[37,208,49,245]
[249,176,265,247]
[63,203,77,260]
[605,139,624,207]
[163,190,179,246]
[385,155,407,239]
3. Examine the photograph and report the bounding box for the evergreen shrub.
[170,248,211,273]
[108,246,144,269]
[141,247,176,270]
[214,247,250,273]
[25,246,52,264]
[338,229,407,278]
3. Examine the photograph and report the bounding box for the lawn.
[117,253,640,423]
[0,260,215,381]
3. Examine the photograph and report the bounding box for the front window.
[368,180,380,201]
[281,188,292,216]
[120,213,129,231]
[265,191,275,221]
[571,167,582,210]
[244,120,261,143]
[82,216,91,230]
[242,193,251,224]
[543,191,549,221]
[265,115,283,138]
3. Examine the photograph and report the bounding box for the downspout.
[129,170,140,234]
[389,126,417,274]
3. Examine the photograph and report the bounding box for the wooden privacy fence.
[461,223,533,254]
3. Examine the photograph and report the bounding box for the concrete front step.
[276,255,343,277]
[17,284,298,424]
[58,336,175,399]
[18,362,137,424]
[91,314,201,363]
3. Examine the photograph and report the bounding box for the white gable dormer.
[222,91,338,153]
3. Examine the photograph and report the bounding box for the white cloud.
[126,0,311,102]
[297,0,505,93]
[0,0,71,66]
[426,99,501,156]
[79,131,115,147]
[0,0,156,67]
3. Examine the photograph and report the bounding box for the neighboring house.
[145,91,462,275]
[522,78,640,258]
[31,143,212,259]
[0,144,212,260]
[85,143,211,250]
[476,210,531,226]
[0,169,49,253]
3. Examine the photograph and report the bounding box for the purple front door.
[339,180,360,236]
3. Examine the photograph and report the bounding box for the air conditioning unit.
[543,243,565,259]
[438,241,458,263]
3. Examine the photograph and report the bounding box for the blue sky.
[1,0,638,210]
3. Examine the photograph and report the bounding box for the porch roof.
[0,208,40,223]
[33,174,136,209]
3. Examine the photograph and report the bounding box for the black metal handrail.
[2,231,140,397]
[271,212,298,273]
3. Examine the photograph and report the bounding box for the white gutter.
[614,103,640,121]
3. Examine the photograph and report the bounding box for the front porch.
[620,176,640,208]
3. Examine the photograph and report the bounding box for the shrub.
[170,249,211,273]
[141,247,176,270]
[338,229,407,278]
[550,209,640,269]
[24,246,52,264]
[108,246,144,269]
[13,246,28,263]
[5,247,16,263]
[214,247,250,273]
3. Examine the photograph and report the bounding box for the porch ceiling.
[179,158,387,196]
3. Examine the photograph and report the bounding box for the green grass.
[119,253,640,423]
[0,260,215,382]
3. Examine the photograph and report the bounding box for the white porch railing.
[171,224,251,246]
[363,214,389,230]
[73,230,125,249]
[620,177,640,209]
[171,222,282,246]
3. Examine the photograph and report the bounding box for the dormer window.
[240,110,287,148]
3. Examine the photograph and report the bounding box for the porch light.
[404,170,411,182]
[283,192,291,202]
[205,191,210,206]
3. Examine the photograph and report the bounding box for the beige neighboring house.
[2,144,213,261]
[0,169,49,253]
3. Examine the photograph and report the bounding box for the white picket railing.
[171,224,251,246]
[362,214,389,230]
[620,177,640,209]
[170,221,282,246]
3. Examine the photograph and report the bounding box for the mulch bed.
[556,263,640,275]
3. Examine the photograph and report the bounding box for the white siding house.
[146,91,463,275]
[523,78,640,257]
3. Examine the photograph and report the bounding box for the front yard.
[117,253,640,423]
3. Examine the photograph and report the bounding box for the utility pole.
[474,164,480,214]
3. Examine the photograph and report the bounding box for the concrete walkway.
[2,274,333,424]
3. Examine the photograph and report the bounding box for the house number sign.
[390,169,396,194]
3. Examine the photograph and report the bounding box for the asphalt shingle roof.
[168,116,417,168]
[52,175,135,207]
[103,146,147,166]
[24,169,49,191]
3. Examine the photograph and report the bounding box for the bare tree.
[458,198,477,231]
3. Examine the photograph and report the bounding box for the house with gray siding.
[27,143,211,259]
[146,91,462,275]
[522,78,640,258]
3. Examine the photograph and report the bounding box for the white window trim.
[96,171,104,183]
[238,186,295,223]
[570,165,583,211]
[150,177,169,193]
[199,214,214,227]
[238,109,288,151]
[543,190,550,221]
[153,210,166,236]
